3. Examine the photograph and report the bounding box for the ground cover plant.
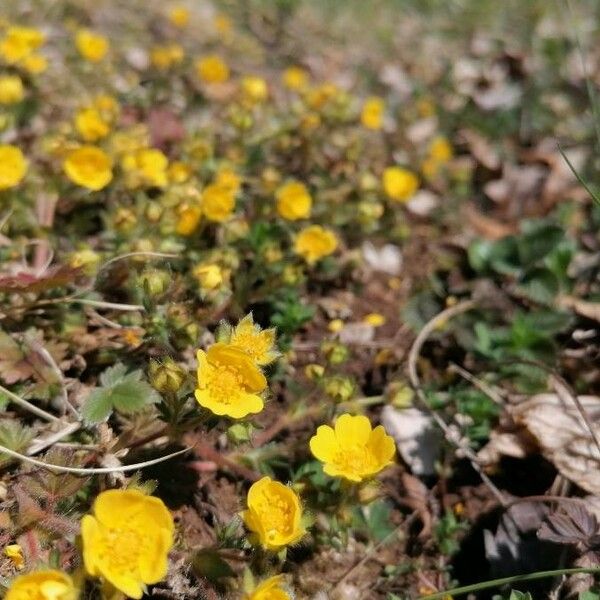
[2,0,600,598]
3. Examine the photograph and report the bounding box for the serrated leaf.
[81,388,114,425]
[109,379,159,413]
[99,363,129,387]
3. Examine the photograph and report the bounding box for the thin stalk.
[419,567,600,599]
[0,384,62,423]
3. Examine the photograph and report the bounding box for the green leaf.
[81,388,114,425]
[517,267,559,304]
[509,591,533,600]
[82,364,160,425]
[99,363,129,387]
[192,549,235,583]
[517,222,564,266]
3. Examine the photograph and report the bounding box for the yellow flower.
[429,136,453,163]
[75,107,110,142]
[242,476,305,551]
[4,544,24,569]
[310,414,396,482]
[81,489,174,599]
[168,161,191,184]
[168,6,190,28]
[363,313,386,327]
[382,166,419,203]
[195,343,266,418]
[0,145,26,191]
[245,575,291,600]
[305,83,338,110]
[0,75,24,104]
[202,183,235,222]
[241,76,268,104]
[294,225,337,264]
[193,263,223,291]
[5,570,76,600]
[122,148,169,188]
[176,203,202,235]
[276,181,312,221]
[361,96,384,130]
[75,29,109,62]
[328,319,344,333]
[93,94,119,119]
[214,14,232,36]
[22,53,47,74]
[230,314,278,366]
[196,55,229,84]
[214,166,242,194]
[150,44,184,70]
[282,66,308,91]
[63,145,113,191]
[0,27,45,64]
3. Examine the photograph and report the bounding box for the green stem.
[420,567,600,599]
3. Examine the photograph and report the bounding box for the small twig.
[0,384,62,423]
[407,300,508,507]
[26,422,82,455]
[0,444,190,474]
[448,362,505,405]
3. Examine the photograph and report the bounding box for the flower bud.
[148,358,186,394]
[324,376,354,402]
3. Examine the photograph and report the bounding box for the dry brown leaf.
[558,296,600,323]
[512,394,600,494]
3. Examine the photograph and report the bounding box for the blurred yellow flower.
[122,148,169,188]
[169,161,192,184]
[328,319,344,333]
[22,53,47,74]
[176,203,202,235]
[5,570,76,600]
[230,314,278,366]
[214,165,242,194]
[0,27,45,64]
[168,5,190,28]
[202,183,235,222]
[282,66,308,91]
[195,343,267,418]
[294,225,337,264]
[363,312,386,327]
[4,544,24,569]
[0,75,23,104]
[214,14,232,36]
[310,413,396,482]
[75,107,110,142]
[81,489,174,599]
[429,136,453,162]
[93,94,119,119]
[196,55,229,84]
[276,181,312,221]
[0,145,26,190]
[150,44,184,70]
[382,166,419,203]
[193,263,223,290]
[305,82,338,110]
[63,145,112,191]
[75,29,109,62]
[241,75,268,104]
[360,96,384,130]
[242,476,305,550]
[245,575,291,600]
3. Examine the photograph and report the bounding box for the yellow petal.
[309,425,337,463]
[93,488,145,525]
[139,527,171,584]
[334,414,372,447]
[80,515,100,576]
[368,425,396,465]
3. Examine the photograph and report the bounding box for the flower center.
[333,445,375,478]
[205,361,244,404]
[255,490,294,542]
[97,524,147,578]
